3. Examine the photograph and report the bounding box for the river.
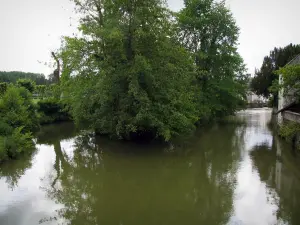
[0,108,300,225]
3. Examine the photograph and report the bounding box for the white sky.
[0,0,299,76]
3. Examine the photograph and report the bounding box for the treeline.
[0,71,52,85]
[250,43,300,106]
[58,0,249,141]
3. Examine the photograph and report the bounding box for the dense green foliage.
[35,85,47,99]
[177,0,248,118]
[37,98,71,124]
[279,121,300,144]
[0,86,38,162]
[0,82,7,96]
[0,71,50,85]
[17,79,36,93]
[251,44,300,101]
[59,0,247,141]
[274,65,300,101]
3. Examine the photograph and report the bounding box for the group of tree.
[0,71,53,85]
[58,0,248,141]
[250,43,300,105]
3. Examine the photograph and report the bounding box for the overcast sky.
[0,0,299,76]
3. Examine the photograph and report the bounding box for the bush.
[0,82,7,96]
[0,85,39,132]
[5,127,34,158]
[279,121,300,142]
[37,98,71,124]
[0,121,13,136]
[0,85,38,162]
[0,128,34,161]
[17,79,36,93]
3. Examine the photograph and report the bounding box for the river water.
[1,109,300,225]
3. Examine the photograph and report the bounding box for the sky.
[0,0,299,76]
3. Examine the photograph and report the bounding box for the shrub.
[0,85,39,132]
[37,98,71,124]
[17,79,36,93]
[0,86,38,162]
[0,121,13,136]
[0,128,34,161]
[5,127,34,159]
[0,82,7,96]
[279,121,300,142]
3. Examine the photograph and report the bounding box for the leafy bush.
[0,121,13,135]
[279,121,300,142]
[275,65,300,102]
[0,85,39,132]
[17,78,36,93]
[35,85,47,99]
[4,127,34,159]
[0,82,7,96]
[0,85,38,162]
[37,98,71,124]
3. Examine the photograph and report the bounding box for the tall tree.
[177,0,247,119]
[60,0,198,141]
[251,43,300,100]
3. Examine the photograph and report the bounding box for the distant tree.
[17,79,36,93]
[0,71,50,85]
[251,44,300,103]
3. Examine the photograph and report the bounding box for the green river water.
[1,109,300,225]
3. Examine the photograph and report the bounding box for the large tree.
[177,0,248,119]
[251,44,300,100]
[60,0,198,141]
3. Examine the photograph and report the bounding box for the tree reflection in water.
[39,123,243,225]
[250,133,300,224]
[0,150,36,189]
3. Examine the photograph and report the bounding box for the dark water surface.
[1,109,300,225]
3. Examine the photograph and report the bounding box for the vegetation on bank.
[58,0,248,141]
[0,82,70,162]
[278,121,300,152]
[279,122,300,142]
[0,0,250,162]
[0,86,38,162]
[250,44,300,106]
[275,65,300,100]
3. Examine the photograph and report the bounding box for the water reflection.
[38,123,241,225]
[1,109,300,225]
[250,134,300,224]
[0,151,35,189]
